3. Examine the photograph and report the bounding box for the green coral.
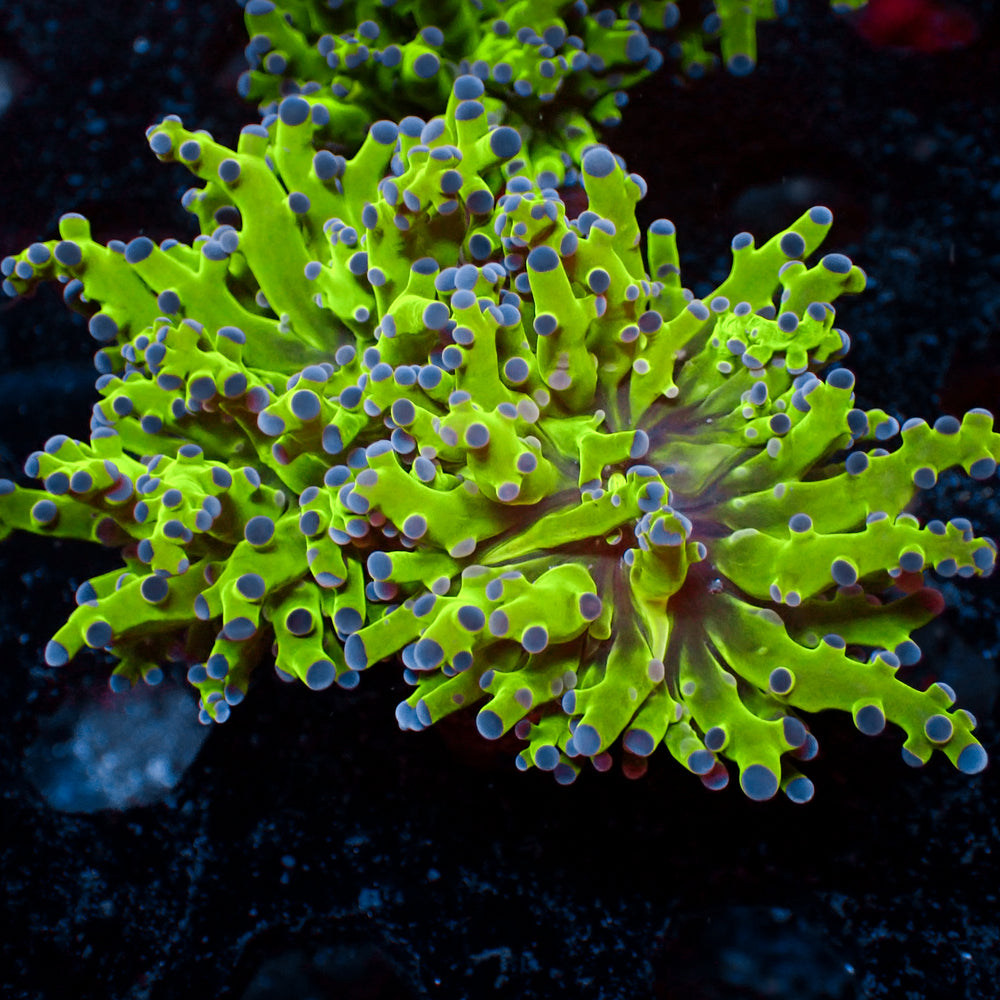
[238,0,663,184]
[648,0,868,79]
[2,72,994,801]
[234,0,867,184]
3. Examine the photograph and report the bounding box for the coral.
[650,0,868,79]
[234,0,868,183]
[2,69,995,800]
[237,0,663,184]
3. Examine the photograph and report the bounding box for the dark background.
[1,0,999,996]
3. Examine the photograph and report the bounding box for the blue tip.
[306,659,336,690]
[573,723,601,756]
[958,743,988,775]
[476,709,504,740]
[785,776,814,804]
[855,704,886,736]
[687,749,715,775]
[45,639,69,667]
[582,146,616,178]
[526,245,559,273]
[344,634,368,670]
[740,764,779,801]
[279,96,311,126]
[489,126,521,159]
[396,701,421,731]
[416,700,433,727]
[553,763,577,785]
[85,621,113,649]
[367,551,393,581]
[124,237,155,264]
[622,729,655,757]
[333,607,363,635]
[413,638,444,670]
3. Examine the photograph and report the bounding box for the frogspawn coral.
[1,76,995,801]
[238,0,664,186]
[234,0,867,185]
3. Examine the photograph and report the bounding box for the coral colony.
[1,0,994,802]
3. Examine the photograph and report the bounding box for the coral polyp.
[2,75,995,801]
